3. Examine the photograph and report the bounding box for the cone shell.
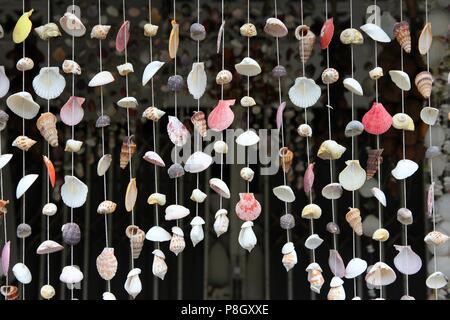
[126,225,145,259]
[279,147,294,173]
[96,247,118,281]
[346,208,363,236]
[415,71,433,99]
[143,106,165,122]
[36,112,58,147]
[97,200,117,214]
[393,21,411,53]
[120,136,137,169]
[366,149,383,180]
[191,111,207,137]
[235,193,262,222]
[362,102,392,135]
[12,135,36,151]
[295,25,316,64]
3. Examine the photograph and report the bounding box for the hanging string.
[45,0,51,288]
[245,0,250,194]
[218,0,225,210]
[194,0,201,219]
[172,0,180,229]
[0,133,6,294]
[20,0,26,300]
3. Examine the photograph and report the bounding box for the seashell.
[301,204,322,220]
[42,202,57,216]
[305,234,324,250]
[0,67,9,98]
[187,62,207,98]
[103,291,117,299]
[297,124,312,137]
[59,12,86,37]
[346,207,363,236]
[392,113,414,131]
[165,204,190,221]
[327,222,340,234]
[167,75,184,91]
[281,242,298,271]
[152,250,168,280]
[147,193,166,206]
[427,184,433,218]
[97,154,112,176]
[397,208,413,225]
[142,61,164,86]
[167,116,189,147]
[393,245,422,275]
[60,95,85,127]
[369,67,384,80]
[88,71,115,87]
[327,277,345,300]
[16,57,34,72]
[317,140,346,160]
[389,70,411,91]
[280,213,295,230]
[295,25,316,63]
[116,20,130,52]
[425,146,441,159]
[143,151,165,167]
[190,189,207,203]
[36,240,64,254]
[371,187,386,207]
[169,20,180,59]
[306,263,325,293]
[16,174,38,199]
[125,178,137,212]
[235,57,261,77]
[90,24,111,39]
[37,112,58,147]
[0,24,3,39]
[239,167,255,183]
[372,228,389,241]
[273,185,295,203]
[191,111,207,137]
[339,160,366,191]
[12,135,36,152]
[13,9,34,43]
[360,23,391,43]
[424,231,449,246]
[322,183,343,200]
[426,271,448,289]
[35,22,61,40]
[96,247,118,281]
[143,106,165,122]
[214,209,229,237]
[124,268,142,298]
[190,23,206,41]
[320,18,334,49]
[415,71,433,99]
[304,163,315,194]
[95,115,111,128]
[190,216,206,246]
[170,227,186,255]
[236,130,260,147]
[391,159,419,180]
[239,221,257,252]
[208,99,236,131]
[216,70,233,85]
[393,21,411,53]
[362,102,392,135]
[17,223,31,238]
[272,65,287,78]
[241,96,256,107]
[32,67,66,100]
[217,21,225,54]
[343,78,363,96]
[209,178,230,199]
[264,18,288,38]
[345,258,368,279]
[235,193,261,222]
[0,200,9,218]
[279,147,294,173]
[328,249,346,278]
[117,62,134,76]
[43,156,55,189]
[120,136,137,169]
[126,225,145,259]
[276,102,286,130]
[321,68,339,85]
[418,22,432,55]
[1,285,19,300]
[1,241,10,275]
[344,120,364,137]
[65,139,83,153]
[214,141,228,154]
[97,200,117,214]
[40,285,55,300]
[240,23,257,37]
[168,163,185,179]
[117,96,138,109]
[0,154,12,171]
[144,23,158,37]
[0,111,8,131]
[61,175,88,208]
[340,28,363,45]
[185,151,213,173]
[366,148,383,180]
[6,91,40,119]
[420,107,439,126]
[62,60,81,75]
[62,222,81,246]
[146,226,171,242]
[289,77,321,108]
[365,262,396,286]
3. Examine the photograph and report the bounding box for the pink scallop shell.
[2,241,10,275]
[60,96,85,126]
[304,163,315,194]
[320,18,334,49]
[167,116,189,147]
[235,193,261,222]
[276,101,286,130]
[116,21,130,53]
[207,99,235,132]
[362,102,392,135]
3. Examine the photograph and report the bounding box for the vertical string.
[0,133,8,294]
[45,0,51,288]
[218,0,224,210]
[21,0,26,300]
[172,0,180,230]
[194,0,201,219]
[245,0,250,194]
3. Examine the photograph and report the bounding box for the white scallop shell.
[0,66,10,98]
[97,154,112,176]
[59,12,86,37]
[288,77,321,108]
[32,67,66,99]
[184,151,213,173]
[59,265,84,284]
[371,187,387,207]
[343,78,364,96]
[365,262,396,286]
[305,234,324,250]
[145,226,172,242]
[236,130,260,147]
[187,62,207,99]
[391,159,419,180]
[6,91,40,119]
[420,107,439,125]
[12,262,32,284]
[393,245,422,275]
[272,185,296,203]
[164,204,190,221]
[0,154,13,170]
[88,71,114,87]
[16,174,39,199]
[360,23,391,43]
[61,175,88,208]
[235,57,261,77]
[209,178,230,199]
[389,70,411,91]
[142,61,165,86]
[345,258,368,279]
[338,160,366,191]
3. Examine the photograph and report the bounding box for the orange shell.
[43,156,56,188]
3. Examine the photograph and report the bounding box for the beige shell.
[297,124,312,137]
[120,137,137,169]
[295,25,316,64]
[279,147,294,173]
[240,23,257,37]
[40,284,55,300]
[346,207,362,236]
[64,139,83,153]
[147,193,166,206]
[117,63,134,76]
[16,57,34,72]
[36,112,58,147]
[415,71,433,99]
[392,113,414,131]
[144,23,159,37]
[142,106,165,121]
[369,67,384,80]
[424,231,449,246]
[317,140,346,160]
[301,204,322,219]
[97,200,117,214]
[152,252,168,280]
[241,96,256,107]
[62,60,81,75]
[126,225,145,259]
[34,23,61,40]
[169,227,186,256]
[321,68,339,85]
[340,28,363,45]
[372,228,389,242]
[240,167,254,182]
[90,24,111,40]
[12,135,36,151]
[216,70,233,85]
[96,247,118,281]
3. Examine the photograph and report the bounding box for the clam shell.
[165,204,190,221]
[369,67,384,80]
[343,78,363,96]
[338,160,366,191]
[167,116,189,147]
[0,66,10,98]
[305,234,323,250]
[209,178,230,199]
[264,18,288,38]
[345,258,368,279]
[16,174,39,199]
[143,106,165,122]
[16,223,31,238]
[143,151,165,167]
[60,96,85,126]
[321,183,343,200]
[425,146,441,159]
[360,23,391,43]
[273,185,295,203]
[147,193,166,206]
[365,262,397,286]
[320,18,334,49]
[426,271,448,289]
[145,226,171,242]
[288,77,321,108]
[424,231,449,246]
[36,240,64,254]
[59,12,86,37]
[187,62,207,99]
[420,107,439,126]
[97,154,112,176]
[236,130,260,147]
[125,178,137,212]
[393,245,422,275]
[344,120,364,137]
[13,9,34,43]
[190,189,207,203]
[235,57,261,77]
[42,202,57,216]
[61,176,88,208]
[16,58,34,71]
[301,204,322,219]
[168,163,185,179]
[142,61,165,86]
[391,159,419,180]
[240,23,257,37]
[62,60,81,75]
[418,22,432,55]
[88,71,114,87]
[117,96,138,109]
[190,23,206,41]
[184,151,213,173]
[397,208,413,225]
[6,91,40,119]
[389,70,411,91]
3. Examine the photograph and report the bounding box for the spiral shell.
[126,225,145,259]
[279,147,294,173]
[142,106,165,121]
[191,111,207,137]
[36,112,58,147]
[295,25,316,64]
[12,135,36,151]
[321,68,339,85]
[90,24,111,40]
[240,23,257,37]
[345,208,362,236]
[216,70,233,85]
[120,136,137,169]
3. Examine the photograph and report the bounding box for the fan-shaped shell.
[264,18,288,38]
[338,160,366,191]
[187,62,207,99]
[288,77,321,108]
[59,12,86,37]
[60,96,85,126]
[6,91,40,119]
[207,99,235,131]
[97,154,112,176]
[393,245,422,275]
[235,57,262,77]
[365,262,397,286]
[235,193,261,222]
[61,175,88,208]
[16,174,38,199]
[142,61,165,86]
[32,67,66,100]
[360,23,391,43]
[167,116,189,147]
[116,20,130,52]
[273,185,295,203]
[362,102,392,135]
[345,258,368,279]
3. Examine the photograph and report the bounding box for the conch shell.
[120,135,137,169]
[125,225,145,260]
[346,208,363,236]
[36,112,58,147]
[295,25,316,63]
[12,135,36,151]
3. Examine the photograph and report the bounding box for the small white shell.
[16,174,39,199]
[288,77,321,109]
[42,203,57,216]
[117,96,138,109]
[213,141,228,154]
[145,226,172,242]
[142,61,165,86]
[102,292,116,300]
[360,23,391,43]
[272,185,296,203]
[164,204,190,221]
[305,234,324,250]
[59,265,84,284]
[61,175,88,208]
[88,71,114,87]
[369,67,384,80]
[240,96,256,107]
[184,151,213,173]
[343,78,364,96]
[64,139,83,153]
[321,183,343,200]
[235,57,261,77]
[345,258,368,279]
[209,178,230,199]
[240,167,254,182]
[391,159,419,180]
[187,62,207,99]
[12,263,32,284]
[0,66,10,98]
[124,268,142,298]
[236,130,260,147]
[97,154,112,176]
[420,107,439,126]
[0,154,13,170]
[190,189,207,203]
[371,187,386,207]
[389,70,411,91]
[16,58,34,72]
[32,67,66,100]
[116,62,134,76]
[238,221,257,252]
